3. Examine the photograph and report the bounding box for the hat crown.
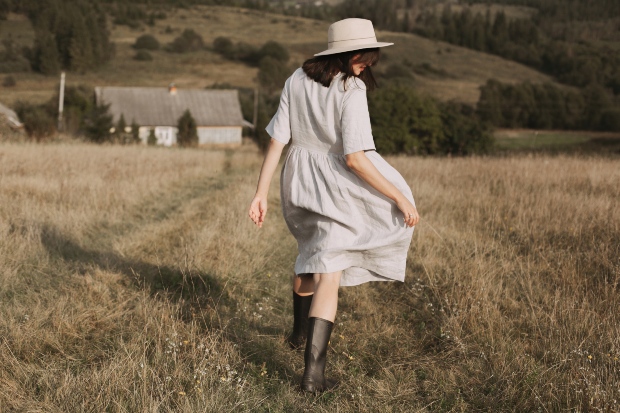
[328,18,377,45]
[314,18,393,56]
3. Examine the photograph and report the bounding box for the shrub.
[133,34,160,50]
[257,41,289,63]
[383,63,414,80]
[134,50,153,61]
[0,37,30,73]
[177,110,198,147]
[83,104,113,143]
[25,30,60,75]
[147,128,157,145]
[212,39,289,68]
[600,108,620,132]
[258,56,290,93]
[167,29,204,53]
[2,75,16,87]
[130,120,140,144]
[440,102,493,155]
[14,102,56,141]
[56,85,94,135]
[235,42,259,65]
[369,85,444,155]
[213,36,234,58]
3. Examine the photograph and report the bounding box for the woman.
[248,18,419,393]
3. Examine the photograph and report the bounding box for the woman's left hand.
[248,195,268,228]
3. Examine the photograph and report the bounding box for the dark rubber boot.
[287,292,313,350]
[300,317,338,393]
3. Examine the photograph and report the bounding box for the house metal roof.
[95,87,247,127]
[0,102,22,128]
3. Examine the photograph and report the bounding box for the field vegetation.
[1,143,618,411]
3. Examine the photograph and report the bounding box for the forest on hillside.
[1,0,619,148]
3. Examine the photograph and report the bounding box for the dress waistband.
[290,142,344,156]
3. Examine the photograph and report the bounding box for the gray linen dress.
[266,68,415,287]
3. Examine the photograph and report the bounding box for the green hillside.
[0,6,557,107]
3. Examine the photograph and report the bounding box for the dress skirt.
[281,143,415,287]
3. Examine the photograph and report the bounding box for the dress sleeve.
[341,86,376,155]
[265,75,292,145]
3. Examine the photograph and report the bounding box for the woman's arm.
[346,151,419,227]
[248,138,287,228]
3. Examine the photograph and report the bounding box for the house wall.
[197,127,242,145]
[138,126,242,146]
[139,126,178,147]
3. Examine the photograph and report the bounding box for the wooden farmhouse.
[95,85,251,146]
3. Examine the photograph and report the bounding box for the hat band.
[326,36,378,50]
[328,35,377,45]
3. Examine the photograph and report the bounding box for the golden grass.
[1,5,556,107]
[1,142,618,411]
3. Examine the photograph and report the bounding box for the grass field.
[494,129,620,154]
[0,142,618,412]
[0,6,555,107]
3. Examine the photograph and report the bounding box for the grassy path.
[1,144,619,412]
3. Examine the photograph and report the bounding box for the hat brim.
[314,42,393,57]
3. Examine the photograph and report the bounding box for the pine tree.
[131,120,140,144]
[33,30,61,75]
[69,15,94,73]
[177,110,198,147]
[116,114,127,142]
[147,128,157,146]
[84,104,113,143]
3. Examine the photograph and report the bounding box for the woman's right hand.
[396,197,419,228]
[248,195,268,228]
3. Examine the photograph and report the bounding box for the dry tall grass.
[0,143,618,412]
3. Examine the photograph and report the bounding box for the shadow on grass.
[40,225,222,301]
[39,225,300,386]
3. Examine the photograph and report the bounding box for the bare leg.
[293,273,314,296]
[308,271,342,322]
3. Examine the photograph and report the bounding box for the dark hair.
[302,48,380,91]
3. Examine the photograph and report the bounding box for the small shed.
[94,86,251,146]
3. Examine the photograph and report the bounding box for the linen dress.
[266,68,415,287]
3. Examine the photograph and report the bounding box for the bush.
[235,42,259,65]
[0,37,30,73]
[28,30,60,75]
[369,85,444,155]
[258,56,290,93]
[14,102,56,141]
[56,85,94,135]
[440,102,493,155]
[166,29,204,53]
[134,50,153,61]
[2,75,16,87]
[383,63,414,80]
[600,108,620,132]
[83,104,113,143]
[212,39,289,67]
[131,120,140,144]
[133,34,160,50]
[177,109,198,147]
[213,36,234,58]
[0,57,30,73]
[147,128,157,146]
[257,41,289,63]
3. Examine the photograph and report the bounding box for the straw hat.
[314,18,393,56]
